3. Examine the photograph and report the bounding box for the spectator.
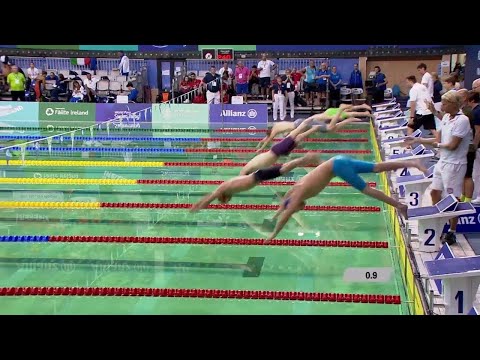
[302,60,318,106]
[281,69,296,119]
[50,74,68,101]
[234,61,249,103]
[410,91,471,245]
[290,68,302,89]
[271,75,286,121]
[46,72,58,81]
[349,63,363,89]
[179,75,192,95]
[69,81,85,102]
[34,71,47,102]
[26,62,39,90]
[472,78,480,93]
[315,62,330,109]
[460,90,478,205]
[466,92,480,205]
[405,75,436,137]
[218,62,233,78]
[443,76,456,92]
[248,65,260,96]
[126,82,138,102]
[202,65,221,104]
[257,54,276,99]
[329,66,342,108]
[83,73,98,102]
[6,65,26,101]
[372,66,388,103]
[417,63,433,99]
[432,72,442,105]
[118,51,130,78]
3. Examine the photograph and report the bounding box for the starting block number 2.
[423,229,436,246]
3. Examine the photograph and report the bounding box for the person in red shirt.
[290,67,303,87]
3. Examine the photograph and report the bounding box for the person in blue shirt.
[315,62,330,109]
[302,60,318,107]
[126,82,139,102]
[373,66,388,103]
[329,66,342,108]
[349,63,363,89]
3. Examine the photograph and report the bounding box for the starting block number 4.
[343,267,393,283]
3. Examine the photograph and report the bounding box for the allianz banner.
[208,104,268,138]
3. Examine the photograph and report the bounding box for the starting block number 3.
[409,192,419,207]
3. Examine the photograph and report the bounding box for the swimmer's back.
[325,107,348,119]
[293,118,327,132]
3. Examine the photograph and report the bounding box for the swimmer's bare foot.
[398,203,408,219]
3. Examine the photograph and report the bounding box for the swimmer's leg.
[333,157,409,219]
[280,152,321,174]
[372,159,428,175]
[240,151,279,175]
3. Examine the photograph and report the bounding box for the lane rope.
[0,287,401,304]
[0,235,389,248]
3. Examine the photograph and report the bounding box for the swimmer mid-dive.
[256,103,373,153]
[265,155,428,240]
[190,152,320,212]
[241,107,354,176]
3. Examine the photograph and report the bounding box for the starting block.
[396,165,434,235]
[381,129,422,156]
[407,195,476,253]
[425,254,480,315]
[374,105,401,116]
[375,109,403,122]
[375,115,406,130]
[396,164,434,208]
[378,119,408,141]
[372,100,398,111]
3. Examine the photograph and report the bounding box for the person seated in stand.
[255,103,372,153]
[265,156,428,240]
[190,152,320,212]
[126,82,138,103]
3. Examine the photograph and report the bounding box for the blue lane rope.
[0,135,201,142]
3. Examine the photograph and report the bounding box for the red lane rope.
[213,129,368,133]
[136,179,377,187]
[48,235,388,248]
[0,287,401,304]
[99,203,381,212]
[185,149,371,154]
[201,137,369,143]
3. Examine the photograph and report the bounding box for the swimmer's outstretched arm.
[190,188,223,212]
[267,207,296,241]
[256,131,276,151]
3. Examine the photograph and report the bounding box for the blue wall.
[146,60,157,88]
[465,45,480,90]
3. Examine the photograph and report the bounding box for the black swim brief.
[253,165,282,182]
[271,136,296,156]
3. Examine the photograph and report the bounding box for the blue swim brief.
[331,155,375,191]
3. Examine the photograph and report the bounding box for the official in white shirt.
[417,63,433,99]
[118,51,130,78]
[257,54,276,98]
[405,75,437,138]
[406,90,472,245]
